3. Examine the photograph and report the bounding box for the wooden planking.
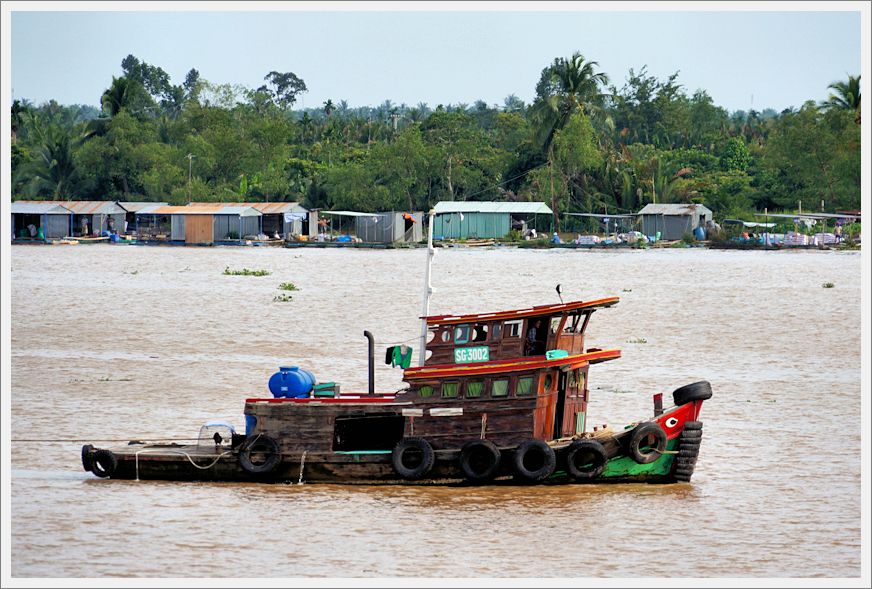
[185,214,213,244]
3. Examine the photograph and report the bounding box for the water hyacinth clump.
[223,266,271,276]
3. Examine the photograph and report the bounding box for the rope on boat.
[297,451,307,485]
[12,437,203,443]
[134,448,232,481]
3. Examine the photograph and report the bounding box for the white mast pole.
[419,210,436,366]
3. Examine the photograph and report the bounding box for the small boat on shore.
[81,213,712,486]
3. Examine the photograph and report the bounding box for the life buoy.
[238,435,282,475]
[458,440,501,483]
[512,440,556,482]
[391,437,435,480]
[625,422,667,464]
[672,381,713,406]
[81,444,95,472]
[564,439,608,480]
[90,449,117,478]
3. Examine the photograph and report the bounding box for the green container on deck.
[313,382,340,397]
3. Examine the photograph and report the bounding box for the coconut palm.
[530,52,609,229]
[821,75,861,123]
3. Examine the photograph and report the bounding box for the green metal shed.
[432,201,553,239]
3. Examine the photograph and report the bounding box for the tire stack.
[673,421,703,482]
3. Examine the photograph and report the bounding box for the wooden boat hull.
[82,400,706,486]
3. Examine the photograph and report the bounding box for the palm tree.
[323,99,335,117]
[821,75,861,123]
[101,76,135,117]
[530,52,609,229]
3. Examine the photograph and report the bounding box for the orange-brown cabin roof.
[403,348,621,380]
[423,297,619,326]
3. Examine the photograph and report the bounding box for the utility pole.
[186,153,195,204]
[390,112,400,131]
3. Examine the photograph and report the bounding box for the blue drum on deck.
[268,366,314,398]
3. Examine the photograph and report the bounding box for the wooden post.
[653,393,663,417]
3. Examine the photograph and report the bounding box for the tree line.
[10,53,861,228]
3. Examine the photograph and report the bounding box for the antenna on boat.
[556,284,563,304]
[418,209,436,366]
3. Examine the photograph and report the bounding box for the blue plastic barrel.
[268,366,313,398]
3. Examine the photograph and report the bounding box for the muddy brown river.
[7,244,864,578]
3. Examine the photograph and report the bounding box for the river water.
[6,244,866,580]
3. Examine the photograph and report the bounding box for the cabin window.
[440,329,452,343]
[516,376,534,396]
[568,370,578,389]
[492,379,509,397]
[491,322,502,340]
[565,314,582,333]
[426,329,437,343]
[454,325,470,344]
[419,385,434,398]
[442,382,459,398]
[471,324,488,342]
[544,373,553,390]
[505,320,522,338]
[466,381,483,398]
[550,317,562,334]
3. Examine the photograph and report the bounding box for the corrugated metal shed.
[27,200,127,214]
[434,201,553,215]
[11,202,73,214]
[118,202,169,212]
[141,205,261,216]
[188,202,307,214]
[637,203,712,216]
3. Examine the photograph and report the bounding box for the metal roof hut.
[135,205,262,244]
[352,211,424,243]
[118,202,168,235]
[637,203,713,241]
[189,202,308,238]
[11,201,73,239]
[432,201,553,239]
[26,200,126,237]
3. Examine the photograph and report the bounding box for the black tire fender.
[673,381,713,406]
[391,437,435,480]
[564,439,608,480]
[91,449,117,478]
[512,440,557,482]
[626,422,667,464]
[458,440,501,483]
[81,444,95,472]
[238,435,282,475]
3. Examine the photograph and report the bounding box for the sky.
[5,2,864,114]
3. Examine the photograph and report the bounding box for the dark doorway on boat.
[554,371,567,439]
[332,414,405,451]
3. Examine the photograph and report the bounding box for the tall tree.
[821,75,861,123]
[531,52,609,229]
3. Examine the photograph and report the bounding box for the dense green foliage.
[11,53,861,220]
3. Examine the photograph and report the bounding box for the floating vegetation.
[224,266,271,276]
[273,293,294,302]
[822,282,835,288]
[626,338,648,344]
[622,288,633,292]
[277,282,299,291]
[98,376,133,382]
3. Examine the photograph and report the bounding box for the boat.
[81,213,712,486]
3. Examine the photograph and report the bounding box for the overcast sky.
[6,3,865,114]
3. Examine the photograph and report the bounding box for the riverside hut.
[189,202,309,238]
[11,201,73,239]
[352,211,423,243]
[637,204,713,241]
[24,200,126,236]
[135,204,261,244]
[432,201,553,239]
[118,202,168,235]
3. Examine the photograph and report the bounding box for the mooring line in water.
[134,448,232,481]
[297,450,307,485]
[13,437,203,443]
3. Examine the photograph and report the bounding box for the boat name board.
[454,346,490,363]
[402,409,424,417]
